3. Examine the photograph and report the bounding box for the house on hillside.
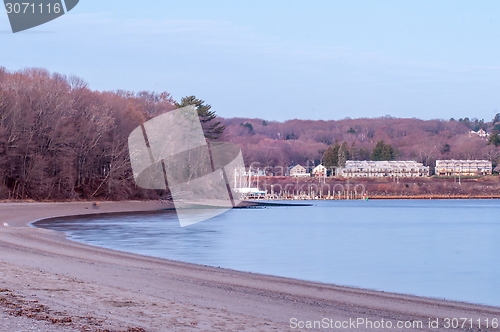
[469,129,489,138]
[312,164,326,177]
[289,165,309,177]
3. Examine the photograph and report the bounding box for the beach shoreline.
[1,201,500,331]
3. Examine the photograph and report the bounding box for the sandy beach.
[1,202,499,331]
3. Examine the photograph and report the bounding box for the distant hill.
[222,116,500,171]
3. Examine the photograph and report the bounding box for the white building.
[435,160,492,176]
[469,129,489,138]
[338,161,429,178]
[312,164,326,177]
[289,165,309,177]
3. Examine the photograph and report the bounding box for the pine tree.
[493,113,500,124]
[175,96,226,140]
[338,142,350,167]
[371,140,395,161]
[338,147,346,168]
[488,131,500,147]
[323,143,340,168]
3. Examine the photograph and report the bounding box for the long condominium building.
[435,160,492,176]
[338,161,430,178]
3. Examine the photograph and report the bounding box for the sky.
[1,1,500,121]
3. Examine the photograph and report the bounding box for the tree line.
[0,68,222,200]
[322,140,395,168]
[224,114,500,173]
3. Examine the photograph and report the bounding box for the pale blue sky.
[1,1,500,121]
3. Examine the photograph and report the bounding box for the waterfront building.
[435,160,492,176]
[289,164,310,177]
[312,164,326,177]
[338,160,429,178]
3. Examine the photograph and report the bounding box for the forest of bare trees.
[1,67,499,200]
[0,67,176,200]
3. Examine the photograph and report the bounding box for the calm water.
[35,200,500,307]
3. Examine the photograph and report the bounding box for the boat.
[233,167,267,199]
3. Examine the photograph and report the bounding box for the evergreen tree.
[175,96,225,140]
[323,143,340,168]
[338,142,350,167]
[459,117,471,129]
[493,113,500,124]
[349,142,358,160]
[488,130,500,147]
[440,143,451,154]
[371,140,395,161]
[358,147,371,160]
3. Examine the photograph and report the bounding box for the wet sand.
[1,201,499,331]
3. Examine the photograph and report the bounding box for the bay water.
[35,199,500,307]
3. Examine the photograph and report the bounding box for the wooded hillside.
[223,115,500,172]
[0,68,176,200]
[1,67,499,200]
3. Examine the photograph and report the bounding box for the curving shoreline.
[1,201,500,331]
